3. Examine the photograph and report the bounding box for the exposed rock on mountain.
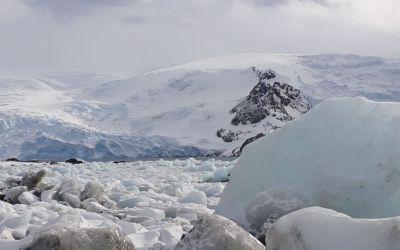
[218,68,311,154]
[230,69,311,126]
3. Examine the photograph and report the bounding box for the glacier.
[0,113,204,161]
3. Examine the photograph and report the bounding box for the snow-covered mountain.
[2,54,400,160]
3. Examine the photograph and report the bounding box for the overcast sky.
[1,0,399,72]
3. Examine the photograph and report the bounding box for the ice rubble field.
[0,158,234,249]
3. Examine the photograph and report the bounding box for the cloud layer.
[0,0,399,72]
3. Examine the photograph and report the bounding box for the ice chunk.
[18,191,39,205]
[206,167,230,182]
[179,190,207,206]
[195,162,217,171]
[84,201,109,213]
[5,186,27,204]
[165,203,212,219]
[203,183,224,197]
[121,178,154,191]
[175,214,264,250]
[57,177,81,197]
[118,195,152,208]
[127,207,165,221]
[177,212,198,222]
[40,190,56,202]
[117,221,147,234]
[159,224,183,247]
[81,181,104,201]
[4,176,22,187]
[266,207,400,250]
[60,193,81,208]
[177,173,193,183]
[163,183,194,197]
[0,228,14,240]
[2,210,31,229]
[128,231,160,249]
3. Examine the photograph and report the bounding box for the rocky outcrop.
[217,68,311,156]
[239,133,265,154]
[65,158,83,164]
[230,69,310,126]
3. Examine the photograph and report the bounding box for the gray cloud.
[251,0,330,7]
[22,0,133,16]
[0,0,398,73]
[121,15,146,24]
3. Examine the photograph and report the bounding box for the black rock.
[239,133,265,153]
[216,128,241,143]
[65,158,83,164]
[5,158,20,162]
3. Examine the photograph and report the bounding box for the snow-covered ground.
[2,54,400,160]
[0,158,234,249]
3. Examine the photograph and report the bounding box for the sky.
[0,0,399,73]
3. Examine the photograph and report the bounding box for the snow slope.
[2,54,400,159]
[217,97,400,228]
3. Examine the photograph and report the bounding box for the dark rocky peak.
[230,69,311,126]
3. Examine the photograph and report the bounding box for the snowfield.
[0,158,234,249]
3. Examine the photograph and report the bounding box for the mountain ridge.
[1,53,400,159]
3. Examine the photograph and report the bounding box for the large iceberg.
[217,97,400,228]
